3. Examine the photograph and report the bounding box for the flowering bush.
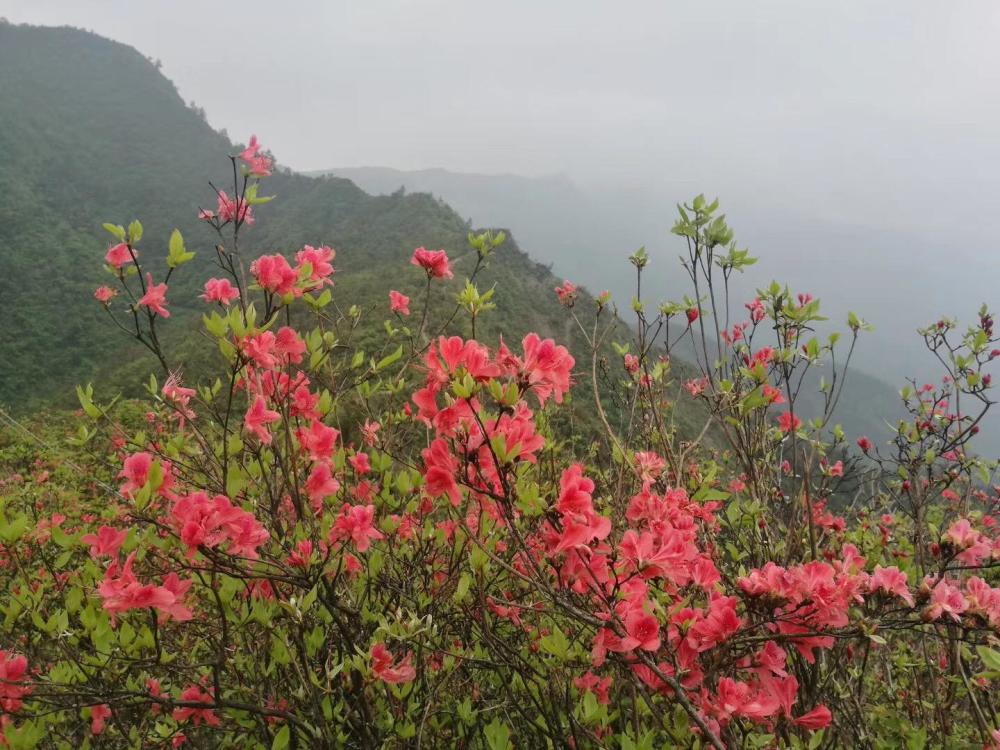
[0,141,998,749]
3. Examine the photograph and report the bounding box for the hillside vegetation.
[316,168,920,451]
[0,23,689,435]
[1,20,999,750]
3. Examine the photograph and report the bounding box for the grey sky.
[5,1,1000,235]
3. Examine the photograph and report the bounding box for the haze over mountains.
[5,3,997,402]
[319,165,1000,456]
[0,18,995,455]
[0,23,601,422]
[321,166,991,388]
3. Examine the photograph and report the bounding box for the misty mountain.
[0,24,625,427]
[318,166,999,456]
[319,167,991,380]
[0,21,992,455]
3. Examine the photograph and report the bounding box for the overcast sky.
[5,1,1000,236]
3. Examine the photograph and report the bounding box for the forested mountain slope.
[0,24,640,427]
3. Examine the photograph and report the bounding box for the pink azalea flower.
[296,420,339,462]
[162,373,196,425]
[138,273,170,318]
[573,672,612,705]
[244,395,280,444]
[295,245,335,288]
[869,565,914,606]
[746,297,766,323]
[684,377,709,397]
[239,134,261,162]
[239,331,276,370]
[97,553,192,622]
[555,280,577,305]
[90,704,112,735]
[170,491,269,559]
[105,242,134,269]
[777,411,801,433]
[246,153,272,177]
[370,642,416,684]
[306,463,340,506]
[216,190,254,225]
[80,526,128,558]
[329,504,384,553]
[94,286,117,304]
[621,608,661,652]
[236,134,272,175]
[349,452,371,475]
[275,326,306,364]
[411,247,453,279]
[793,705,832,730]
[632,451,665,482]
[172,685,220,726]
[361,420,381,446]
[0,651,30,712]
[201,278,240,305]
[762,384,785,404]
[924,578,967,622]
[389,290,411,315]
[251,254,297,296]
[422,438,462,506]
[944,518,980,550]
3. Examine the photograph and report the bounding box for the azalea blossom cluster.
[97,552,193,623]
[22,140,992,749]
[250,244,336,299]
[401,329,859,737]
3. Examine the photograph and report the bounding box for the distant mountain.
[0,23,722,444]
[0,25,596,416]
[316,167,954,452]
[318,169,999,395]
[1,22,989,455]
[312,166,613,282]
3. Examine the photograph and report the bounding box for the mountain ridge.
[314,166,935,450]
[0,22,717,443]
[3,22,982,455]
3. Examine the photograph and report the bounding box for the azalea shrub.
[1,137,999,750]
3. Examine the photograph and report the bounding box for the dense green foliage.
[3,25,1000,748]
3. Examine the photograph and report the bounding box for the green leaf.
[301,585,319,611]
[226,466,245,499]
[0,514,28,543]
[271,724,290,750]
[102,223,126,241]
[203,312,230,338]
[453,573,471,602]
[484,718,512,750]
[376,345,404,371]
[166,229,195,267]
[76,383,102,419]
[905,727,927,750]
[977,645,1000,671]
[539,626,569,659]
[246,182,275,205]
